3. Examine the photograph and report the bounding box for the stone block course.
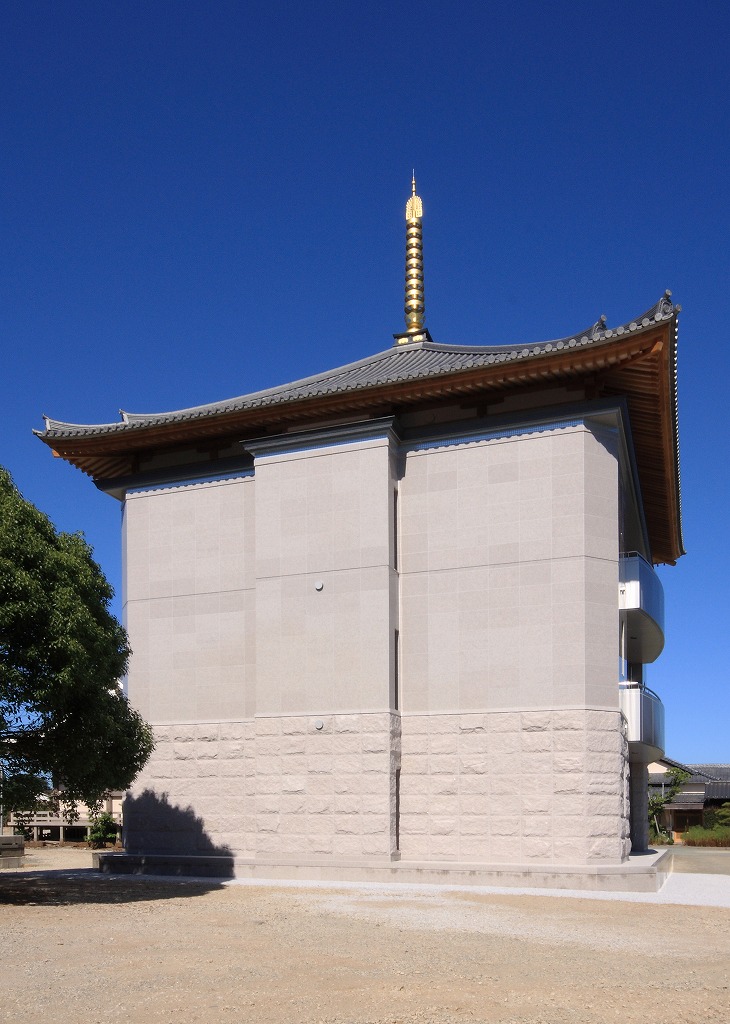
[281,735,307,755]
[460,815,489,837]
[281,718,307,735]
[521,795,552,815]
[586,710,617,731]
[523,838,552,859]
[587,794,624,817]
[523,816,552,837]
[521,712,553,732]
[488,733,520,755]
[521,752,553,775]
[553,731,585,752]
[396,707,628,866]
[588,731,624,754]
[521,732,552,753]
[217,740,246,759]
[130,698,628,870]
[256,718,282,737]
[335,795,361,815]
[362,734,388,753]
[588,837,621,860]
[281,755,308,775]
[219,722,247,741]
[194,742,219,760]
[333,835,363,856]
[459,714,486,732]
[454,793,487,816]
[491,817,520,836]
[554,754,586,774]
[334,716,360,733]
[430,754,460,775]
[488,712,521,733]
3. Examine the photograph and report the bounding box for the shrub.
[682,825,730,847]
[715,802,730,828]
[649,825,673,845]
[88,812,119,848]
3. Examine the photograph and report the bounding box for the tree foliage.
[0,467,153,815]
[88,811,120,848]
[715,802,730,828]
[648,766,690,839]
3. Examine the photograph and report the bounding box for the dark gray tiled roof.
[665,791,707,807]
[689,765,730,782]
[705,783,730,801]
[655,757,721,781]
[37,294,678,440]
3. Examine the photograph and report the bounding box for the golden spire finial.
[405,172,423,221]
[403,172,425,334]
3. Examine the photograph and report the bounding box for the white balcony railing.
[619,552,665,663]
[619,683,665,763]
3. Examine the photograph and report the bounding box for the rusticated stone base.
[124,708,630,872]
[399,709,631,865]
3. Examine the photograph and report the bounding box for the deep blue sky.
[2,2,728,762]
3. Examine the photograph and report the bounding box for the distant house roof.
[35,293,684,563]
[653,757,723,783]
[664,791,706,811]
[688,765,730,782]
[705,783,730,802]
[649,760,730,807]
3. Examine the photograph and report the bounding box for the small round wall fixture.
[315,580,324,591]
[314,719,324,731]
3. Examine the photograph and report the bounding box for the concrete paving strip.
[38,866,727,908]
[8,846,730,908]
[212,870,730,908]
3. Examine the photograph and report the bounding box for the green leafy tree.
[716,802,730,827]
[705,801,730,830]
[648,765,690,840]
[0,467,153,817]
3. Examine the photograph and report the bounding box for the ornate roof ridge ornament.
[394,173,431,346]
[590,315,608,340]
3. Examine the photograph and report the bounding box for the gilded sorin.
[404,174,425,334]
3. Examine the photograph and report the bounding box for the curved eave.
[37,318,683,564]
[601,318,683,564]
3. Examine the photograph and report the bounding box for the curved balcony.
[619,683,665,763]
[619,552,665,663]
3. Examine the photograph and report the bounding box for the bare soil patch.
[1,848,728,1024]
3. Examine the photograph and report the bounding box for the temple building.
[36,180,683,889]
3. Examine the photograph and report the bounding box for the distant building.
[8,792,123,843]
[649,758,730,838]
[37,180,683,889]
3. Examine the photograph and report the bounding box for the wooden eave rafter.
[599,329,682,565]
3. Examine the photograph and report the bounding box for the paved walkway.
[668,844,730,874]
[5,844,730,908]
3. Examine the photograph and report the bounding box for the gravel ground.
[1,847,729,1024]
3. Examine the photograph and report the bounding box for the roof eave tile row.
[34,294,683,565]
[37,294,678,440]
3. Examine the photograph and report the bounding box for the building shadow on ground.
[0,790,236,907]
[0,869,226,907]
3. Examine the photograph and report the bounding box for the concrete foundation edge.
[0,857,24,869]
[94,848,672,892]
